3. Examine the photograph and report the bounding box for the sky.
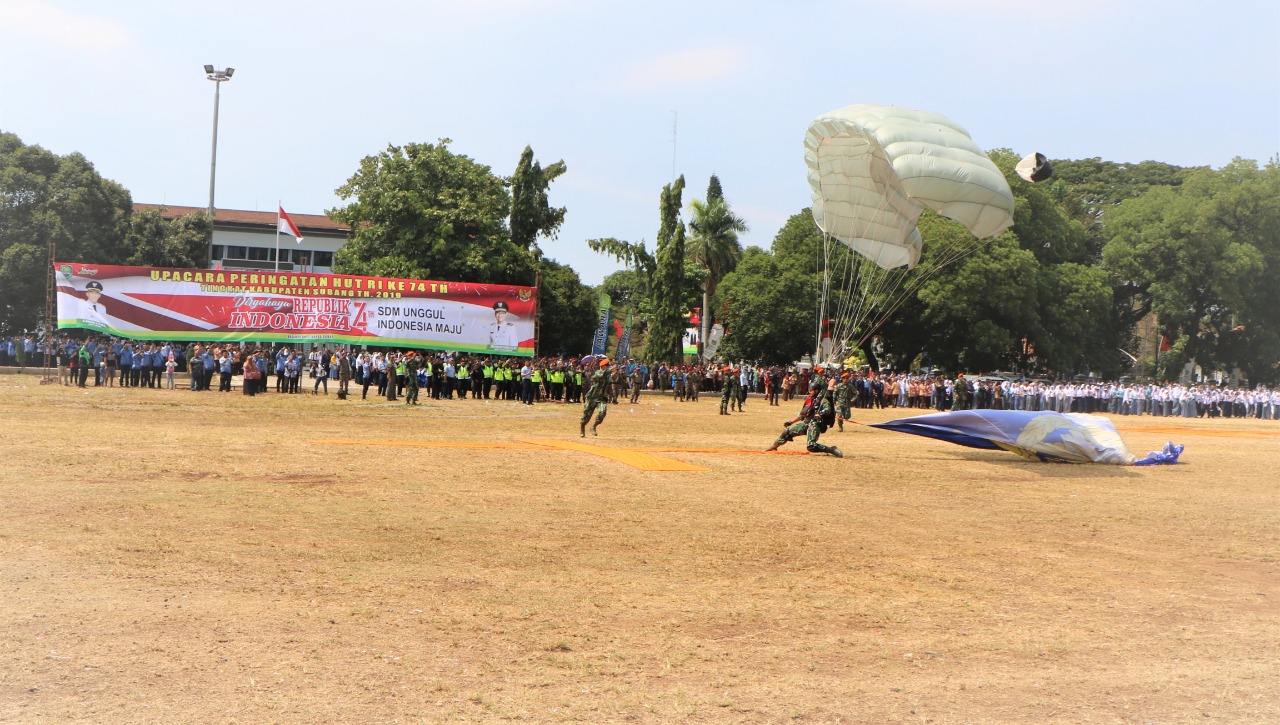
[2,0,1278,286]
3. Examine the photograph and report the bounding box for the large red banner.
[55,262,537,355]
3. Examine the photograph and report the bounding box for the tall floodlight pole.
[204,65,234,265]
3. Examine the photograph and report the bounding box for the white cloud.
[0,0,130,53]
[615,43,749,91]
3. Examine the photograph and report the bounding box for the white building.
[134,204,350,273]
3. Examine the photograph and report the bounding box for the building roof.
[133,204,351,234]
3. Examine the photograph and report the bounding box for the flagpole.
[274,201,281,272]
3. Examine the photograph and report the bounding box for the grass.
[1,374,1279,722]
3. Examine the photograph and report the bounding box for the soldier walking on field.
[834,371,853,431]
[580,358,613,437]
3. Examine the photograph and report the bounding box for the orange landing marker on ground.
[314,438,711,471]
[519,438,709,472]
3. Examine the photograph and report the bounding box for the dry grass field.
[2,373,1278,723]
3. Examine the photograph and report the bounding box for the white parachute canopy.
[804,104,1015,270]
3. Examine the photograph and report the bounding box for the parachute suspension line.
[832,192,903,359]
[856,230,1005,349]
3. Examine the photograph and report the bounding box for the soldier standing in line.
[338,351,352,396]
[628,364,643,404]
[385,352,399,402]
[404,351,420,405]
[580,358,613,437]
[951,373,970,411]
[719,366,737,415]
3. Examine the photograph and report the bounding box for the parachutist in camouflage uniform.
[765,382,843,457]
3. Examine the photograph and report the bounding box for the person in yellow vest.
[550,364,565,402]
[456,359,470,400]
[531,365,543,403]
[482,359,494,399]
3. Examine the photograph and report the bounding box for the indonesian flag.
[278,206,304,243]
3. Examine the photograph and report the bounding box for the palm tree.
[688,196,747,355]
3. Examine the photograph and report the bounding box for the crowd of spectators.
[5,334,1277,420]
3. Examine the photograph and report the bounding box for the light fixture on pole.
[204,65,234,268]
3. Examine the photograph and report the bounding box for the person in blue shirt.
[150,346,165,388]
[188,345,203,391]
[118,344,133,387]
[200,349,215,391]
[218,354,233,392]
[285,354,301,394]
[275,347,289,392]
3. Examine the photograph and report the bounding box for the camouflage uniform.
[720,370,739,415]
[767,386,842,457]
[834,377,853,431]
[951,376,970,411]
[404,354,420,405]
[580,363,611,436]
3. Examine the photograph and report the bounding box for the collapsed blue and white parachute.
[871,410,1183,465]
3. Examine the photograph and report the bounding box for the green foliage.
[706,174,724,203]
[598,268,648,312]
[1051,156,1196,225]
[1103,159,1280,382]
[0,132,131,331]
[510,145,567,262]
[715,246,815,364]
[770,209,824,265]
[535,258,596,356]
[125,209,211,268]
[913,232,1042,372]
[329,139,529,284]
[646,176,687,362]
[587,237,654,280]
[688,188,747,349]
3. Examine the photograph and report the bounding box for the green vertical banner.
[591,292,612,355]
[616,311,633,361]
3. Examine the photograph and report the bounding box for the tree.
[647,175,687,362]
[587,237,655,281]
[705,174,724,203]
[328,139,528,284]
[715,246,816,364]
[1051,157,1195,227]
[0,132,131,332]
[1103,160,1278,382]
[688,177,747,354]
[534,258,596,356]
[509,146,567,266]
[124,209,211,269]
